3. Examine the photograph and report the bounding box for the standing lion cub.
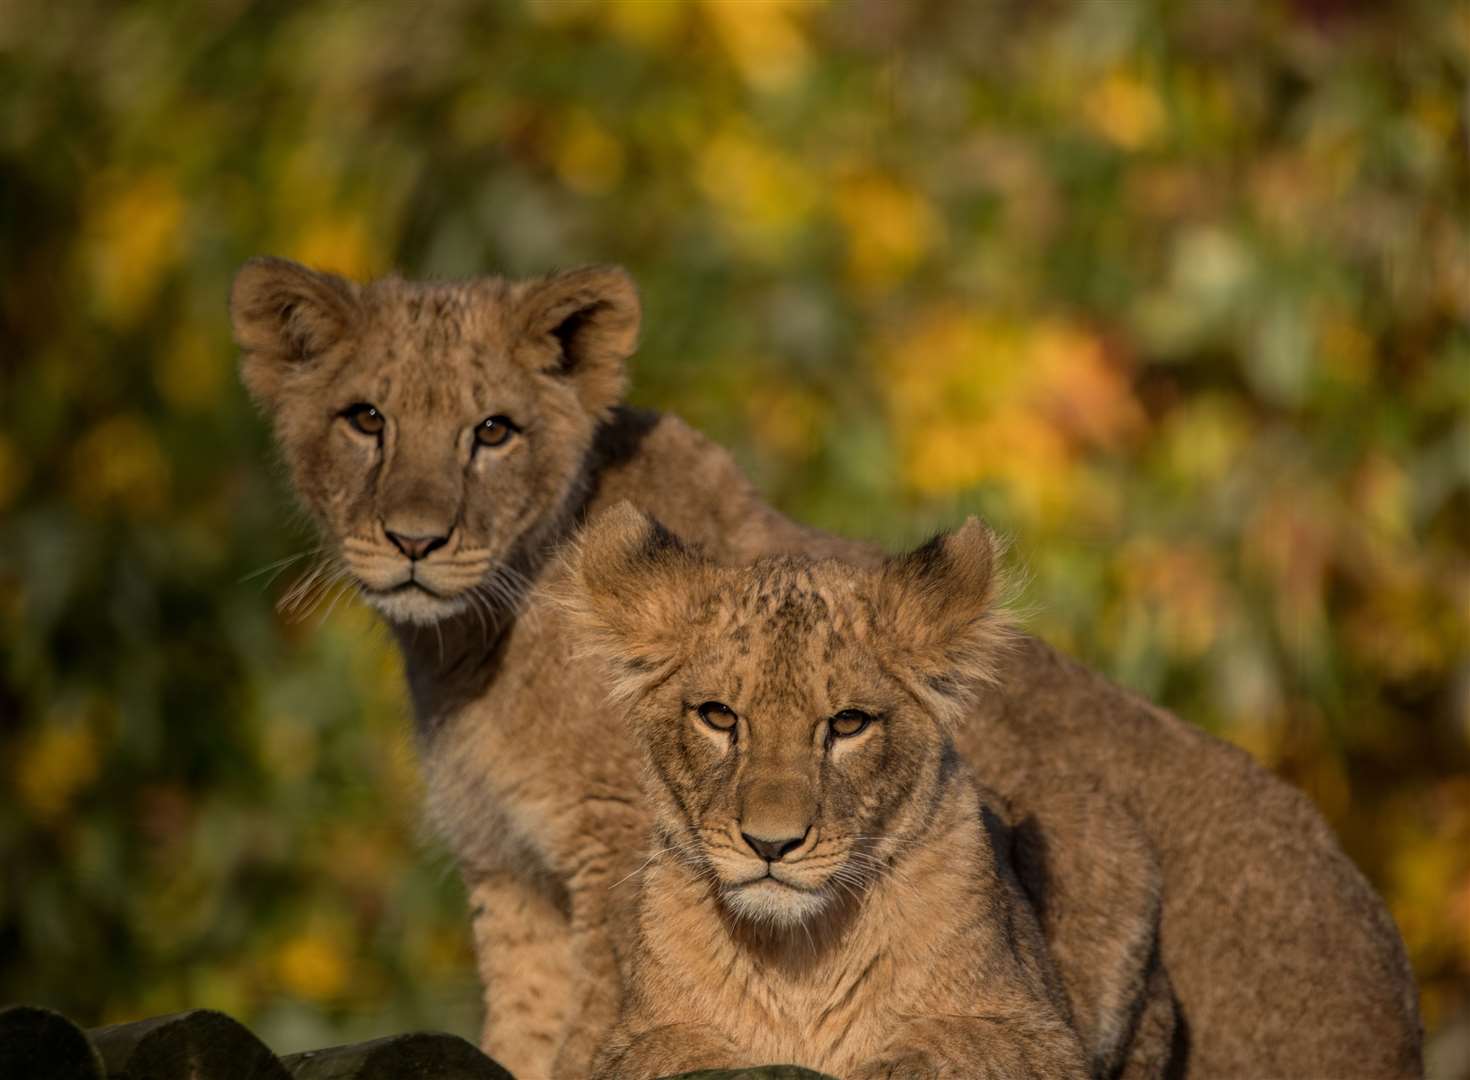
[560,502,1090,1080]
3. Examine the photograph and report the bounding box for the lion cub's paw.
[852,1049,941,1080]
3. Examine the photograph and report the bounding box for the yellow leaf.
[69,415,171,518]
[744,378,828,461]
[554,110,626,196]
[15,720,100,822]
[1224,716,1282,769]
[881,309,1137,523]
[1319,312,1376,387]
[1158,395,1248,486]
[834,173,941,289]
[602,0,684,47]
[696,127,818,258]
[85,170,185,329]
[276,930,350,1002]
[1117,538,1226,660]
[700,0,815,92]
[156,324,227,413]
[1085,70,1164,151]
[1029,321,1143,448]
[293,214,381,280]
[1352,454,1411,544]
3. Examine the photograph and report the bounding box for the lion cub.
[560,503,1088,1080]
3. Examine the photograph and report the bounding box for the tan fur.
[232,259,1421,1080]
[563,505,1093,1078]
[1003,788,1176,1079]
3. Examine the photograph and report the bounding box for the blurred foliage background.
[3,0,1469,1072]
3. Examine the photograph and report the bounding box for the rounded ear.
[515,265,640,418]
[877,517,1013,727]
[230,256,362,408]
[556,501,709,701]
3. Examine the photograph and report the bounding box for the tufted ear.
[515,265,640,418]
[877,517,1013,727]
[230,256,362,408]
[556,502,710,703]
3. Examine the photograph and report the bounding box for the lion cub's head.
[562,503,1011,927]
[230,258,639,625]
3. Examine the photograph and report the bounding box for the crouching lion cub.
[562,503,1108,1080]
[231,256,1420,1080]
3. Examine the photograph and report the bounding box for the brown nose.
[386,531,449,561]
[741,829,809,863]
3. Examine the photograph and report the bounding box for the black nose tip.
[742,829,808,863]
[386,531,449,561]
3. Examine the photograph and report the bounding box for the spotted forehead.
[352,279,534,416]
[692,564,880,729]
[367,277,512,345]
[711,562,873,664]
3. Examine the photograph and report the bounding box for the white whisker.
[316,574,359,625]
[240,547,321,587]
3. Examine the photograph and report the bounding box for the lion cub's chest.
[640,883,936,1075]
[724,949,900,1072]
[421,618,647,879]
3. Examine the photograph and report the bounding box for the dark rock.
[0,1005,106,1080]
[89,1009,290,1080]
[280,1031,513,1080]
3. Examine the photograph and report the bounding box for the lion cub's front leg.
[466,872,578,1079]
[851,1048,942,1080]
[856,1014,1088,1080]
[591,1023,742,1080]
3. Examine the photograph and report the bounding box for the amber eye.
[475,415,519,449]
[829,709,874,739]
[342,403,385,437]
[696,701,738,733]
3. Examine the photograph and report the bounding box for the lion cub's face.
[231,258,639,625]
[564,505,1009,928]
